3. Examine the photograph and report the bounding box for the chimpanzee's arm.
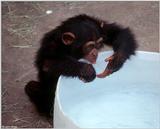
[98,23,137,77]
[43,56,96,82]
[102,23,137,55]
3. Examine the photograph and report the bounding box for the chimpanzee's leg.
[25,71,58,117]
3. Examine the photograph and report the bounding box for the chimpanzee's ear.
[62,32,75,45]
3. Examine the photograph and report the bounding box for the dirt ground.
[2,1,159,128]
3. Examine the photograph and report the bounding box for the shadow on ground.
[2,1,159,128]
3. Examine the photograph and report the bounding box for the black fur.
[25,14,137,117]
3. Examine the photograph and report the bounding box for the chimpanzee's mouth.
[84,54,98,64]
[91,56,97,63]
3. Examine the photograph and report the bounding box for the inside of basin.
[56,51,160,128]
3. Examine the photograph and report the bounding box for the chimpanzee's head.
[61,21,104,64]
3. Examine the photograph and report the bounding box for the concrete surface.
[2,1,159,128]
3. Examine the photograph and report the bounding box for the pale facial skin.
[83,47,98,64]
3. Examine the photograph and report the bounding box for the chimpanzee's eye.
[83,41,95,54]
[86,44,95,52]
[95,37,103,49]
[95,42,103,49]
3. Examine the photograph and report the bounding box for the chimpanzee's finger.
[96,69,112,78]
[105,54,115,62]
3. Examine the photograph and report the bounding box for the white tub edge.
[54,50,160,128]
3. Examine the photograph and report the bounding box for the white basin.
[54,51,160,128]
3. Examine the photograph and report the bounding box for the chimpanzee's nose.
[91,48,98,57]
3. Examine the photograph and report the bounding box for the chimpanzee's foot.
[25,81,40,97]
[25,81,52,117]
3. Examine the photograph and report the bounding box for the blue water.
[58,51,160,128]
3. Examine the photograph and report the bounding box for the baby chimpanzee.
[25,14,137,117]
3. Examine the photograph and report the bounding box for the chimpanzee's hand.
[97,52,126,78]
[79,64,96,82]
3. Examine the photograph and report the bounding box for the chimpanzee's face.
[62,31,104,64]
[62,21,103,63]
[82,37,103,64]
